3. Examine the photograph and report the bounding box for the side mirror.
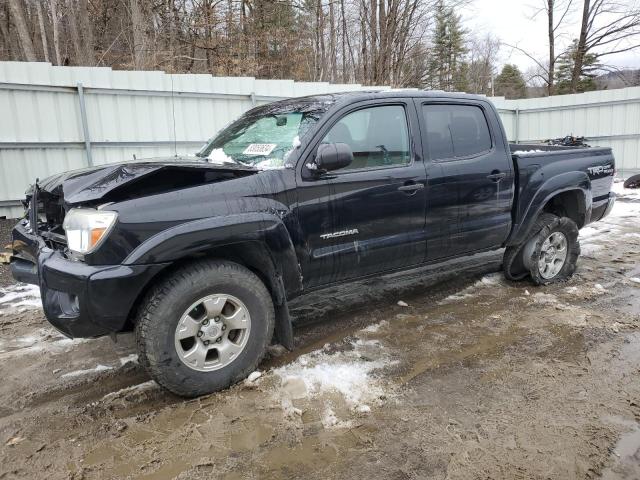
[314,143,353,173]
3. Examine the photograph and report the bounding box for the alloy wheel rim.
[538,231,568,279]
[174,294,251,372]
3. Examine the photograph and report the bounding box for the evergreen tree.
[427,0,467,91]
[555,39,600,94]
[454,61,470,92]
[494,64,526,99]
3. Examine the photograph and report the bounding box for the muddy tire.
[135,260,274,397]
[521,213,580,286]
[503,244,529,281]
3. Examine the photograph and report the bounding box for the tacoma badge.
[320,229,359,240]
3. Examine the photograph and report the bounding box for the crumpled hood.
[33,157,258,205]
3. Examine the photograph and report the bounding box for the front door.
[295,101,428,287]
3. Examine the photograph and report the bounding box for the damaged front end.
[10,159,258,339]
[10,174,74,283]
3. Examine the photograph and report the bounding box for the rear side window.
[422,104,492,160]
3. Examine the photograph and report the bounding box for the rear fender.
[508,171,590,246]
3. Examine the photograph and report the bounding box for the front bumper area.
[10,221,168,338]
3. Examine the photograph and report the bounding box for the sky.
[465,0,640,75]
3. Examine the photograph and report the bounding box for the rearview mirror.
[314,143,353,173]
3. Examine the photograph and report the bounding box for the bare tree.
[8,0,37,61]
[571,0,640,92]
[507,0,574,95]
[35,1,50,62]
[540,0,574,94]
[49,0,62,65]
[129,0,147,69]
[466,33,500,95]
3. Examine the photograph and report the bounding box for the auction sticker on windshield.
[243,144,277,156]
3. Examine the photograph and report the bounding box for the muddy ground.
[0,188,639,480]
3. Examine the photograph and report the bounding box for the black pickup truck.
[9,91,616,397]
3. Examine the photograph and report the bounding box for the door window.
[422,104,492,160]
[321,105,411,171]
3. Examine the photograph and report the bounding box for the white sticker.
[243,143,277,156]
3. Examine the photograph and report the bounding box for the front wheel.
[521,213,581,285]
[135,260,274,397]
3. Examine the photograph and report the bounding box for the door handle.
[398,182,425,193]
[487,171,506,182]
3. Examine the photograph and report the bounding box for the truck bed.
[507,143,615,244]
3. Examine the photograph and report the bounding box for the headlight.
[62,208,118,254]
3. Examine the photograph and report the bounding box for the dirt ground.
[0,186,639,480]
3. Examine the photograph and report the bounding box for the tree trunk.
[77,0,94,64]
[226,0,233,75]
[370,0,377,84]
[571,0,590,93]
[329,0,337,82]
[0,5,18,60]
[8,0,37,61]
[35,1,49,62]
[66,0,82,64]
[547,0,554,95]
[130,0,147,69]
[340,0,347,82]
[49,0,62,65]
[360,1,368,83]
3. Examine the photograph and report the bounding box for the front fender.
[508,170,591,246]
[123,212,302,298]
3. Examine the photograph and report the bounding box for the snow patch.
[361,320,388,333]
[531,292,558,304]
[61,364,113,378]
[276,358,385,405]
[0,336,82,360]
[119,354,138,365]
[101,380,157,402]
[274,329,389,407]
[515,149,546,155]
[609,201,640,218]
[581,243,603,256]
[612,180,640,200]
[475,273,502,287]
[439,292,475,304]
[0,284,41,311]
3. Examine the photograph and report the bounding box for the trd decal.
[587,164,614,177]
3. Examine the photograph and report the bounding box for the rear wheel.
[521,213,580,285]
[135,260,274,397]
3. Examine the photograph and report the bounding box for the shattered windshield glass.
[196,99,335,169]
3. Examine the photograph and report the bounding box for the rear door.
[418,101,514,259]
[295,100,428,287]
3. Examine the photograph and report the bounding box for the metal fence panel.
[1,61,639,218]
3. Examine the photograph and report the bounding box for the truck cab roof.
[265,89,491,113]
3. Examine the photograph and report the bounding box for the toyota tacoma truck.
[9,91,616,397]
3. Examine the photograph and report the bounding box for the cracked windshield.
[198,102,332,169]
